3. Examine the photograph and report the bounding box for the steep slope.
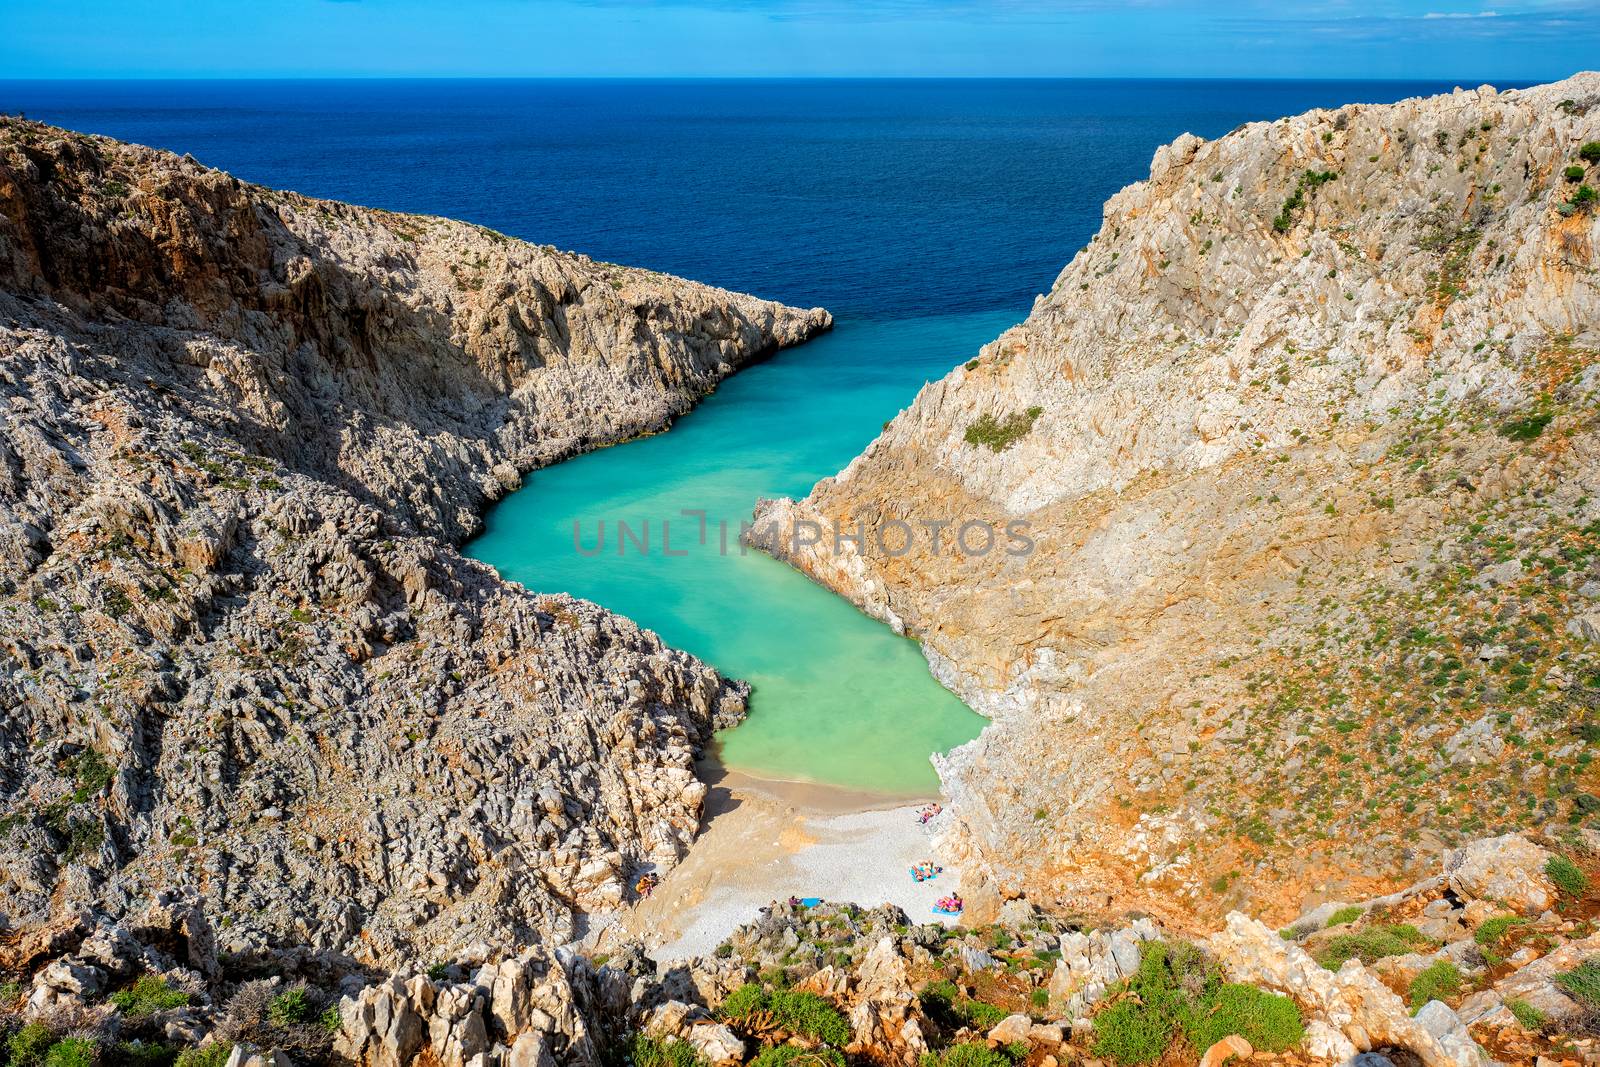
[753,75,1600,926]
[0,117,829,967]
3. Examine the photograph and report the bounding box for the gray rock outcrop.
[0,116,829,967]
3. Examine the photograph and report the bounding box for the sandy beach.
[603,762,963,961]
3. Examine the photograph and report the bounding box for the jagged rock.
[1048,921,1156,1018]
[1414,1001,1490,1067]
[683,1023,744,1065]
[134,891,221,980]
[1566,611,1600,642]
[336,977,430,1067]
[848,937,928,1064]
[506,1032,554,1067]
[0,115,827,967]
[225,1046,294,1067]
[1459,929,1600,1026]
[1444,835,1555,914]
[1209,913,1489,1067]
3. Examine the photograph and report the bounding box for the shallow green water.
[468,312,1011,796]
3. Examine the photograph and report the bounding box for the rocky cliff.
[0,117,829,969]
[753,74,1600,927]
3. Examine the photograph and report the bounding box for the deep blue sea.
[0,79,1498,318]
[0,78,1510,792]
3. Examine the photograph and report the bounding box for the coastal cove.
[0,77,1494,797]
[468,312,1012,795]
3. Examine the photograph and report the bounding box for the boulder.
[1198,1035,1252,1067]
[1444,835,1555,914]
[1048,921,1157,1019]
[683,1023,744,1065]
[986,1014,1034,1045]
[958,944,996,973]
[1414,1001,1491,1067]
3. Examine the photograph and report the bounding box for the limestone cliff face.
[754,75,1600,925]
[0,118,829,967]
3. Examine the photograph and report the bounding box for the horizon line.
[0,73,1560,85]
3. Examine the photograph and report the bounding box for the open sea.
[0,77,1502,793]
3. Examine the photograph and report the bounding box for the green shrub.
[1581,142,1600,163]
[1547,855,1589,901]
[1574,184,1598,208]
[110,976,192,1020]
[69,751,114,802]
[963,999,1008,1028]
[751,1047,846,1067]
[1568,165,1589,182]
[718,985,849,1047]
[627,1035,708,1067]
[319,1005,342,1033]
[769,989,850,1046]
[1473,916,1525,948]
[267,987,311,1026]
[1314,925,1430,970]
[8,1024,56,1067]
[1507,999,1547,1029]
[1408,962,1462,1012]
[719,982,766,1022]
[172,1045,231,1067]
[1092,1000,1173,1067]
[1092,941,1302,1065]
[1030,987,1049,1010]
[963,407,1043,453]
[917,1044,1014,1067]
[44,1038,100,1067]
[1499,411,1553,442]
[109,1043,175,1067]
[1325,906,1363,928]
[1182,983,1304,1053]
[1272,169,1338,233]
[1555,959,1600,1006]
[918,979,1008,1032]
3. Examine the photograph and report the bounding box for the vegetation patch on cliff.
[1090,941,1303,1065]
[963,407,1043,452]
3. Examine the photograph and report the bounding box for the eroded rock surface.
[753,74,1600,925]
[0,117,829,967]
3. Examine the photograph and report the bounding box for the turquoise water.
[469,313,1012,795]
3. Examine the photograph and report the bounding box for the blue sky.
[3,0,1595,79]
